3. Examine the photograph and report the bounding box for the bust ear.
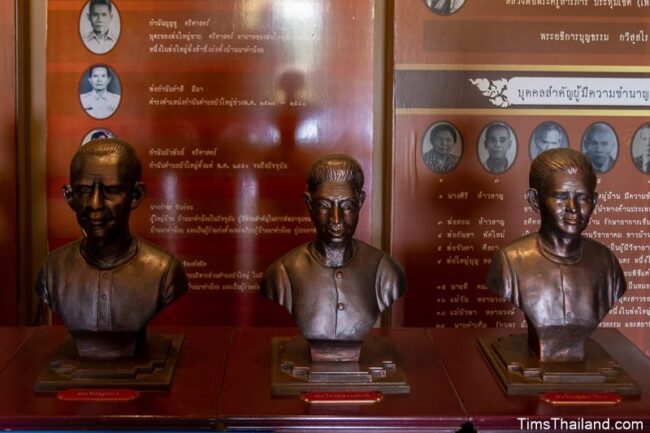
[303,192,313,210]
[358,191,366,208]
[526,188,541,213]
[592,192,599,206]
[130,182,146,209]
[62,185,73,204]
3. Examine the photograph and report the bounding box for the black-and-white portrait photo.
[81,128,116,145]
[478,121,517,174]
[581,122,618,174]
[631,122,650,174]
[529,121,568,160]
[79,0,121,54]
[421,121,463,174]
[423,0,466,15]
[79,64,122,120]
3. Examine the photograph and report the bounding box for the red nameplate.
[301,391,383,404]
[541,392,621,405]
[57,389,140,402]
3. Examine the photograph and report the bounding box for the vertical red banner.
[0,0,18,324]
[392,0,650,354]
[46,0,375,326]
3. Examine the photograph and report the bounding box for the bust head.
[64,139,146,262]
[304,155,366,250]
[527,148,597,240]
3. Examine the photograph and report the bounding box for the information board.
[46,0,375,326]
[392,0,650,354]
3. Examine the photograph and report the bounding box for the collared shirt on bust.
[80,89,121,119]
[261,240,405,342]
[83,29,118,54]
[36,237,188,357]
[487,233,625,359]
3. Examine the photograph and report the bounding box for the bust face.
[307,180,363,248]
[538,171,596,239]
[67,154,137,245]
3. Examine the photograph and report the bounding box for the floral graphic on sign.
[469,78,510,107]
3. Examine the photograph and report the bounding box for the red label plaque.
[301,391,383,404]
[57,388,140,402]
[541,392,621,405]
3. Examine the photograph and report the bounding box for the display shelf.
[430,328,650,432]
[0,326,231,429]
[219,327,467,433]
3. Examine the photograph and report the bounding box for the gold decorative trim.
[395,64,650,73]
[395,108,650,117]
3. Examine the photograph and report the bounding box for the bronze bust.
[487,148,626,362]
[36,139,188,360]
[261,154,406,362]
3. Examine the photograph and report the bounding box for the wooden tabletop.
[0,326,231,429]
[430,328,650,432]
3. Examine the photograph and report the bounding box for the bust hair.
[429,123,457,145]
[306,154,364,195]
[529,148,596,194]
[71,138,142,183]
[89,0,112,13]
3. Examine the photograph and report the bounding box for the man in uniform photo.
[80,65,121,120]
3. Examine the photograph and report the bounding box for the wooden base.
[478,333,640,395]
[34,333,184,392]
[271,335,410,395]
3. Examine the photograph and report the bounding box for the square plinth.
[478,333,640,395]
[271,335,409,395]
[34,333,184,392]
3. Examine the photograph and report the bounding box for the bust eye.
[103,186,125,196]
[316,201,331,209]
[73,185,93,197]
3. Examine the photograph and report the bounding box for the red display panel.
[392,0,650,354]
[0,0,18,324]
[46,0,375,326]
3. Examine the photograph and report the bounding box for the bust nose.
[90,184,104,210]
[330,205,341,224]
[565,196,577,213]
